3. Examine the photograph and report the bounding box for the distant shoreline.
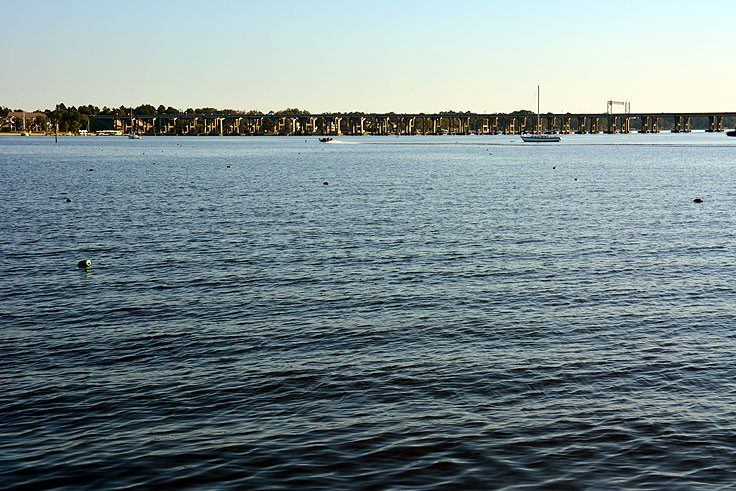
[0,130,725,138]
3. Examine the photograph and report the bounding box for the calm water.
[1,133,735,490]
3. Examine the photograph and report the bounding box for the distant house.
[1,111,47,131]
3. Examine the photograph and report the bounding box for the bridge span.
[92,112,736,137]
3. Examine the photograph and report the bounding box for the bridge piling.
[94,111,734,137]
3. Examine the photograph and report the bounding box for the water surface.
[1,133,735,489]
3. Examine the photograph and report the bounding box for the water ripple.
[2,135,736,489]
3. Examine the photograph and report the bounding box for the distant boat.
[20,112,30,136]
[521,86,561,143]
[128,109,141,139]
[319,137,333,142]
[727,129,736,137]
[521,133,561,143]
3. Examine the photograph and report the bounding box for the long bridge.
[92,112,736,136]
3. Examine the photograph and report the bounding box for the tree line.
[2,103,735,133]
[0,104,314,133]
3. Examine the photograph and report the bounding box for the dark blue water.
[2,134,735,489]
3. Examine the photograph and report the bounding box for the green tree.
[33,115,49,132]
[80,104,101,115]
[135,104,156,115]
[276,107,311,115]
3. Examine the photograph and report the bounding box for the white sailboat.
[20,112,30,136]
[521,86,561,143]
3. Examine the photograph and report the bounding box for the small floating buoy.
[323,181,329,185]
[77,259,91,268]
[693,198,703,203]
[226,165,230,168]
[66,197,72,202]
[574,178,578,181]
[552,166,556,169]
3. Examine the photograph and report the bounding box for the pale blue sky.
[2,1,734,113]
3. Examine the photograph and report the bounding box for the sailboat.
[20,112,30,136]
[128,109,141,139]
[521,86,561,143]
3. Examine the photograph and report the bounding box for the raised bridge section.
[93,112,736,136]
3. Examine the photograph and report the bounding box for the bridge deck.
[94,112,736,120]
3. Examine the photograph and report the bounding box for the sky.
[2,0,735,114]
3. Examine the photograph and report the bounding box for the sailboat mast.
[537,85,540,135]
